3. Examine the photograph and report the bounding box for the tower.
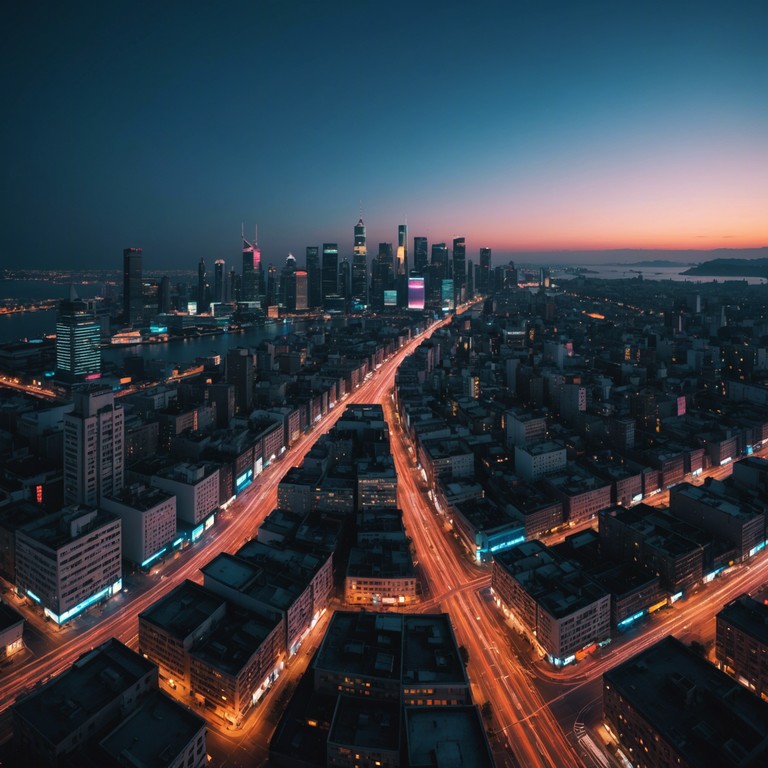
[64,388,124,505]
[242,226,262,303]
[352,217,368,308]
[414,237,428,273]
[452,237,466,307]
[122,247,143,325]
[306,246,322,309]
[213,259,226,304]
[321,243,339,308]
[197,257,208,313]
[55,291,101,383]
[371,243,394,310]
[479,248,491,294]
[226,348,254,416]
[158,275,172,314]
[281,253,297,310]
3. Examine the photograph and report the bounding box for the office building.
[452,237,466,307]
[242,227,262,303]
[151,462,220,528]
[197,257,208,313]
[16,504,122,625]
[55,292,101,383]
[492,540,610,667]
[294,269,308,311]
[603,635,768,768]
[280,253,297,309]
[321,243,339,307]
[64,388,124,506]
[717,593,768,700]
[371,243,394,310]
[101,484,177,568]
[226,347,254,416]
[213,258,225,303]
[478,247,491,294]
[339,254,351,304]
[351,217,368,307]
[0,603,24,658]
[414,235,428,272]
[123,247,143,325]
[397,223,408,307]
[306,246,322,308]
[157,274,172,313]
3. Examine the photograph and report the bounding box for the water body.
[558,265,767,284]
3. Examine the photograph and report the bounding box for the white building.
[64,388,124,506]
[514,441,567,481]
[102,484,177,567]
[16,505,122,624]
[151,462,219,527]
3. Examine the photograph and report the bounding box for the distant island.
[682,258,768,277]
[602,260,693,268]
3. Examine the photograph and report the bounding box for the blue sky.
[2,1,766,270]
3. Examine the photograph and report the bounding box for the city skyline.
[3,2,767,269]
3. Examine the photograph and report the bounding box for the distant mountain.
[682,258,768,277]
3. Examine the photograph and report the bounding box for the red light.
[35,484,43,503]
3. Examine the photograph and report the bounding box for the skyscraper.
[158,275,172,314]
[64,388,124,506]
[55,291,101,383]
[397,224,408,276]
[242,226,262,303]
[479,248,492,294]
[266,264,278,307]
[294,269,308,311]
[213,259,226,304]
[414,237,428,273]
[226,348,254,416]
[339,254,351,306]
[197,257,208,313]
[280,253,297,309]
[322,243,339,307]
[306,246,322,309]
[452,237,466,307]
[352,217,368,307]
[371,243,394,310]
[123,247,143,325]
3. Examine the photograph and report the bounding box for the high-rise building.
[242,227,262,303]
[478,248,491,294]
[294,269,308,311]
[123,247,143,325]
[228,269,240,304]
[339,255,351,304]
[266,264,278,308]
[452,237,466,307]
[280,253,297,310]
[213,259,226,304]
[396,224,408,276]
[157,275,172,314]
[352,217,368,307]
[197,257,208,313]
[414,236,428,272]
[306,246,321,309]
[371,243,394,310]
[226,348,254,416]
[64,388,125,506]
[55,291,101,383]
[321,243,339,307]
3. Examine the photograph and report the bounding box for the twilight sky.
[2,1,767,270]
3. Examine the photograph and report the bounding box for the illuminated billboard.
[408,274,425,310]
[441,279,454,310]
[384,289,397,307]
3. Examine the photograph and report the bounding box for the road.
[0,316,451,719]
[384,394,583,768]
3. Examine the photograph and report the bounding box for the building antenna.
[254,223,258,246]
[241,222,245,242]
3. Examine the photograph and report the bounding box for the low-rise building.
[16,504,122,625]
[603,635,768,768]
[545,469,612,525]
[514,440,566,481]
[0,601,24,657]
[151,461,220,534]
[716,593,768,701]
[12,638,158,767]
[345,542,417,607]
[102,483,177,567]
[492,541,611,667]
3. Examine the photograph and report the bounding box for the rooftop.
[138,580,225,640]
